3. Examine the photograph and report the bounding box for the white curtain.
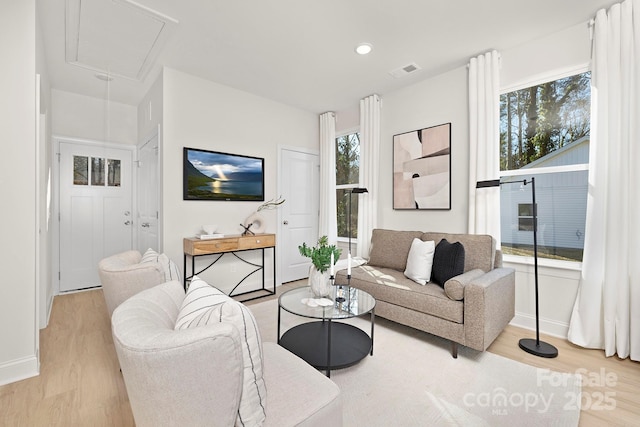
[319,112,338,244]
[468,50,501,241]
[357,94,381,258]
[568,0,640,361]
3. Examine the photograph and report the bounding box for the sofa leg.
[451,341,458,359]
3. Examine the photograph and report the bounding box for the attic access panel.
[65,0,177,81]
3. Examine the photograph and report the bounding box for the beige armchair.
[98,250,165,316]
[111,281,343,427]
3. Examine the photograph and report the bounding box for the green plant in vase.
[298,236,342,273]
[298,236,342,297]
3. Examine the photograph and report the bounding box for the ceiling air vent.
[389,62,422,79]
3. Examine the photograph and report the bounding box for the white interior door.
[59,141,133,292]
[279,148,319,283]
[136,132,160,253]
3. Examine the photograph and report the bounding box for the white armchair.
[98,250,165,316]
[111,281,343,427]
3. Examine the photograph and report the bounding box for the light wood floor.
[1,283,638,426]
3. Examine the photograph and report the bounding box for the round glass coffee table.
[277,285,375,377]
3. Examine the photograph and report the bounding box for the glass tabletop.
[279,286,375,320]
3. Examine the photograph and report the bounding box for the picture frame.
[183,147,265,201]
[393,122,451,210]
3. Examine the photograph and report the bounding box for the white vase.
[308,266,332,297]
[243,212,266,234]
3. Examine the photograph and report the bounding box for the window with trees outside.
[336,132,361,240]
[499,70,590,263]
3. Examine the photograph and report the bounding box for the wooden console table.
[183,233,276,302]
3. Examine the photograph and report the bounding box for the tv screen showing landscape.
[183,147,264,201]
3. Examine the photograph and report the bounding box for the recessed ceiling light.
[355,43,373,55]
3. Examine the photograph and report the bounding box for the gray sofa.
[336,229,515,358]
[112,281,342,426]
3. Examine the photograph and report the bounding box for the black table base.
[279,321,372,376]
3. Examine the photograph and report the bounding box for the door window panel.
[73,156,88,185]
[107,159,121,187]
[91,157,105,186]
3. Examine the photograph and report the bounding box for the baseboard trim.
[510,312,569,339]
[40,294,54,330]
[0,355,39,386]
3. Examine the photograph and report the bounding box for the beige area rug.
[249,298,581,427]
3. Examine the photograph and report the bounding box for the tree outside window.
[336,132,360,239]
[499,71,590,262]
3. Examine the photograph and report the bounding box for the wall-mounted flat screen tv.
[183,147,265,201]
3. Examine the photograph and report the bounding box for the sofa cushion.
[368,229,424,271]
[262,343,342,426]
[341,265,463,324]
[432,239,465,286]
[175,276,267,427]
[422,233,495,273]
[403,238,435,285]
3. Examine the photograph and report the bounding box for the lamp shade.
[351,188,368,194]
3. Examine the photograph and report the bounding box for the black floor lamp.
[476,177,558,358]
[334,187,368,303]
[347,187,369,256]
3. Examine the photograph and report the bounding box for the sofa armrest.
[463,267,515,351]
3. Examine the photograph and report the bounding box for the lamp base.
[518,338,558,358]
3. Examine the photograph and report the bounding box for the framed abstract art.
[393,122,451,210]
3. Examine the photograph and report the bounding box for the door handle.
[141,222,150,228]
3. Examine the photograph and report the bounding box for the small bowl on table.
[202,225,218,235]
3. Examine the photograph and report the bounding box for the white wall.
[501,22,591,90]
[380,65,469,232]
[0,0,39,385]
[36,6,53,329]
[336,107,360,134]
[138,71,163,142]
[162,68,318,293]
[378,21,592,338]
[52,89,137,145]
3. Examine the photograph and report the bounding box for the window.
[517,204,534,231]
[73,155,121,187]
[499,71,590,262]
[336,131,361,239]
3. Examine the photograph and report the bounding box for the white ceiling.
[37,0,616,114]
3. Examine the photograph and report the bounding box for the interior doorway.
[56,138,134,292]
[136,128,161,253]
[278,147,319,283]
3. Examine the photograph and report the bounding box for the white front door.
[279,148,319,283]
[136,132,160,253]
[59,141,133,292]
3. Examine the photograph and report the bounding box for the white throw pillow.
[141,248,182,283]
[140,247,159,264]
[175,276,266,426]
[403,239,436,285]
